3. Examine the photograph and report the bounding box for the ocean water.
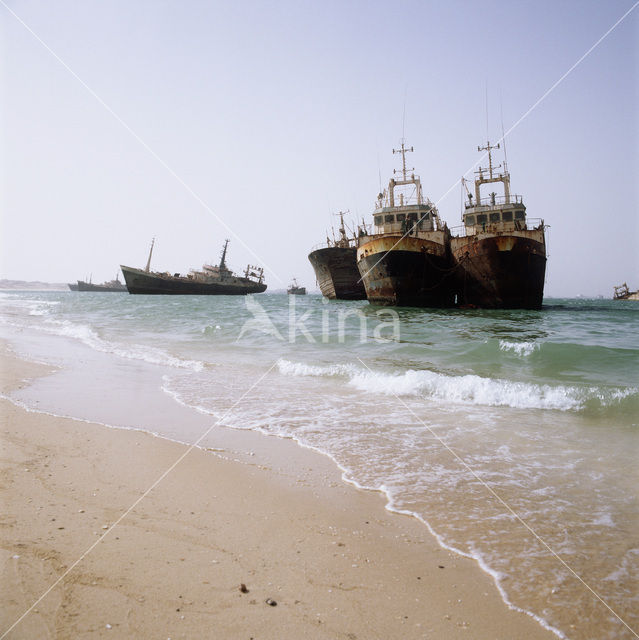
[1,290,637,639]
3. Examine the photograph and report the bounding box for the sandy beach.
[0,347,556,639]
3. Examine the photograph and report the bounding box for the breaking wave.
[276,359,358,378]
[499,340,540,357]
[277,358,637,413]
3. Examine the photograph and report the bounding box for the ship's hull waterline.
[451,232,546,309]
[357,235,457,307]
[120,265,267,295]
[308,247,367,300]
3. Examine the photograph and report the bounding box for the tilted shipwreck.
[121,239,266,295]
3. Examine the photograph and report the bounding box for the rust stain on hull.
[357,234,456,307]
[308,247,366,300]
[451,231,546,309]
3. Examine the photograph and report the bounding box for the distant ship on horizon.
[68,274,127,292]
[287,278,306,295]
[120,239,267,295]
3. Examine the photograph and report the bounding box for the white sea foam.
[348,369,585,411]
[277,358,635,412]
[0,296,60,317]
[499,340,539,357]
[28,300,60,316]
[277,358,357,378]
[40,318,205,371]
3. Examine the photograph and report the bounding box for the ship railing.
[464,194,524,208]
[309,237,360,252]
[451,217,545,237]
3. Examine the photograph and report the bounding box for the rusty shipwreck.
[69,275,127,292]
[356,142,455,307]
[121,239,266,295]
[613,283,639,301]
[308,211,366,300]
[450,141,547,309]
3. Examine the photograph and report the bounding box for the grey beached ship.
[308,211,367,300]
[121,239,266,295]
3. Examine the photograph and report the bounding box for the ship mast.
[338,211,347,239]
[475,141,511,204]
[393,140,414,181]
[219,239,229,269]
[388,140,422,207]
[333,210,350,245]
[145,238,155,273]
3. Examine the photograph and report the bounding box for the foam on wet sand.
[0,347,555,639]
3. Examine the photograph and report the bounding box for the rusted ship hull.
[357,236,456,307]
[451,234,546,309]
[120,265,267,295]
[308,247,366,300]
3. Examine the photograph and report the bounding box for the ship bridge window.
[502,211,513,221]
[374,215,383,226]
[489,212,500,223]
[384,214,395,223]
[396,213,406,222]
[515,210,525,220]
[421,212,430,221]
[476,214,488,224]
[465,215,475,225]
[407,213,418,222]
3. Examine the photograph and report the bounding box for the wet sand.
[0,347,556,639]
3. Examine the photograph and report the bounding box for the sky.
[1,0,637,297]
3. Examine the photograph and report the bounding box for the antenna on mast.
[478,141,501,179]
[500,95,509,172]
[485,82,489,143]
[393,141,414,181]
[402,85,408,141]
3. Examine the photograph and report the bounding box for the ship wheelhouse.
[373,203,438,236]
[458,140,532,235]
[462,197,528,234]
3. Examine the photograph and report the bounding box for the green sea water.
[1,291,637,639]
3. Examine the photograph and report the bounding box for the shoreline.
[0,346,557,639]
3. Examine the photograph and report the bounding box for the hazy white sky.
[1,0,637,296]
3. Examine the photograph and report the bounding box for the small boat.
[613,283,639,301]
[287,278,306,295]
[120,239,266,295]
